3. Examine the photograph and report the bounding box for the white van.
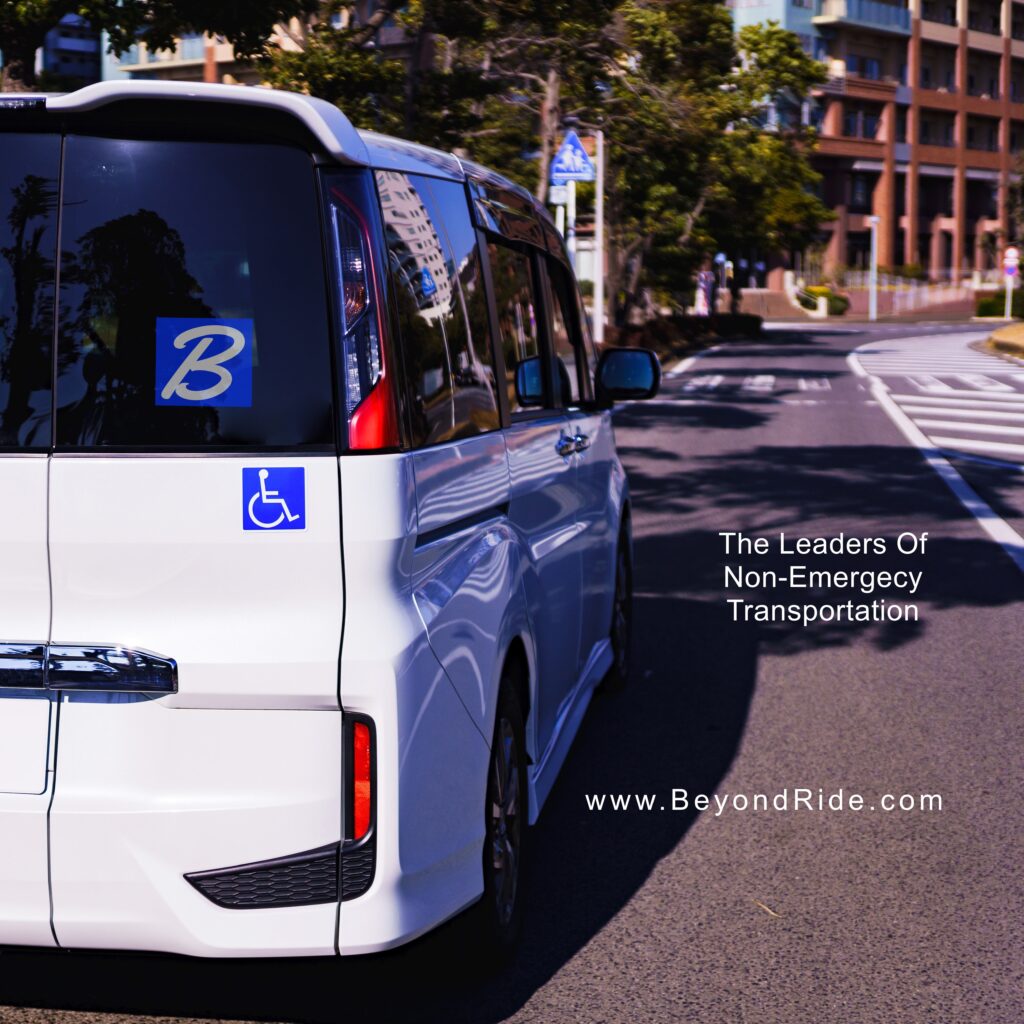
[0,81,660,959]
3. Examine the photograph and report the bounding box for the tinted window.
[56,137,334,450]
[378,171,499,447]
[488,242,547,414]
[0,134,59,449]
[545,261,583,406]
[467,177,547,249]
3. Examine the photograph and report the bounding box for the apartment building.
[732,0,1022,280]
[103,4,410,86]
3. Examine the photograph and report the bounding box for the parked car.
[0,80,660,960]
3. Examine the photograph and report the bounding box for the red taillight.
[348,375,399,451]
[352,721,372,842]
[330,186,399,451]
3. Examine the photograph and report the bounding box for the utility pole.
[594,129,605,344]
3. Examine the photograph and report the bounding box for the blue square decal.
[155,317,254,408]
[243,467,305,531]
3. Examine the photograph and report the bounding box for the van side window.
[377,171,499,447]
[54,136,334,450]
[0,134,60,449]
[544,259,593,407]
[487,242,548,415]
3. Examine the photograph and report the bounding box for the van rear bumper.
[49,700,342,958]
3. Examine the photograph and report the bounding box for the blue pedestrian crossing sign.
[550,131,595,184]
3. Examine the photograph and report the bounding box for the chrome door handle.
[573,432,591,451]
[555,435,577,457]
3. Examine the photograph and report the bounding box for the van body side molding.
[0,643,177,694]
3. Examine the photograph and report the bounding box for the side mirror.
[596,347,661,405]
[514,356,545,407]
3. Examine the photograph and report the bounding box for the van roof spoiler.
[44,80,371,166]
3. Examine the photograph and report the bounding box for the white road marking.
[849,336,1024,573]
[684,374,724,391]
[742,375,775,392]
[666,345,722,378]
[906,374,956,393]
[928,437,1024,459]
[954,374,1014,392]
[799,377,832,391]
[890,391,1024,405]
[913,419,1024,436]
[898,406,1024,422]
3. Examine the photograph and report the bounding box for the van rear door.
[46,135,345,956]
[0,133,60,947]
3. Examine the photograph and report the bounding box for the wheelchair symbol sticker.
[243,467,305,531]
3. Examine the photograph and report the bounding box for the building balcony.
[814,0,911,35]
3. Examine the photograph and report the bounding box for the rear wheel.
[467,668,527,961]
[604,531,633,691]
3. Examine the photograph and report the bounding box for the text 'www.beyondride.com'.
[584,789,943,815]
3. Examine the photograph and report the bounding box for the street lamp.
[868,215,880,322]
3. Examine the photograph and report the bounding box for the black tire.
[603,529,633,692]
[466,665,528,963]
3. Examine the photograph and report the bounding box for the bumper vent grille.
[186,835,375,909]
[186,844,339,909]
[341,842,374,901]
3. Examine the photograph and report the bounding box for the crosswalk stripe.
[927,436,1024,459]
[684,374,723,391]
[898,406,1024,422]
[890,391,1024,404]
[913,419,1024,437]
[742,375,775,392]
[906,375,955,392]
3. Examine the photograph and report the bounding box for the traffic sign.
[550,131,595,184]
[548,184,568,205]
[1006,264,1018,277]
[1004,246,1020,268]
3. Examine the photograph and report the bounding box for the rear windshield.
[0,133,60,450]
[54,136,334,451]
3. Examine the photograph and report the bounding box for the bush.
[803,285,850,316]
[976,290,1024,317]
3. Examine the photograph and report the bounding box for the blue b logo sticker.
[243,467,305,531]
[155,317,254,407]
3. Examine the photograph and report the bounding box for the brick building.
[731,0,1023,281]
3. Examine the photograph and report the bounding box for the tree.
[263,2,829,319]
[599,8,829,321]
[0,0,320,91]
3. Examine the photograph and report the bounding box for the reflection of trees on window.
[0,174,57,446]
[58,209,214,446]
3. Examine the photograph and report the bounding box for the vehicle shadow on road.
[0,597,759,1024]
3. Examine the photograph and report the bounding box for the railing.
[816,0,911,31]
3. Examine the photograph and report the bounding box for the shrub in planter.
[804,285,849,316]
[976,291,1024,317]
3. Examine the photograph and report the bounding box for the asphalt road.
[1,321,1022,1024]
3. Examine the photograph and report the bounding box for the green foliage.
[976,290,1023,317]
[0,0,319,89]
[802,285,849,316]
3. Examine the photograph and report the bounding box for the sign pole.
[868,215,880,323]
[1003,246,1020,318]
[594,129,605,345]
[567,180,577,268]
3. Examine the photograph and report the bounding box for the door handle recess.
[555,436,578,457]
